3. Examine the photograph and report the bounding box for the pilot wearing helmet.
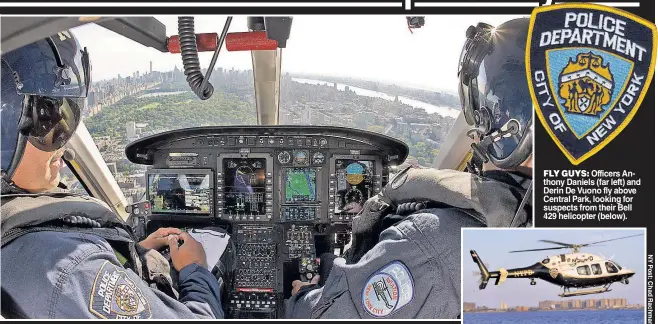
[285,18,533,319]
[0,31,223,319]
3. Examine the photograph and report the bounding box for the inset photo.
[462,228,646,324]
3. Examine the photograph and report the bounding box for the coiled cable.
[178,17,213,100]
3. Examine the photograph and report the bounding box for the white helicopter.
[471,234,641,297]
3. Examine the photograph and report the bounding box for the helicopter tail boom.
[471,250,495,289]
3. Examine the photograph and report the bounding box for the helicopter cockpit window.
[542,258,550,264]
[611,261,623,270]
[591,263,602,275]
[560,254,566,262]
[605,261,619,273]
[576,265,591,275]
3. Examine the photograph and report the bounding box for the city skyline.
[462,229,646,308]
[71,15,522,92]
[464,297,641,312]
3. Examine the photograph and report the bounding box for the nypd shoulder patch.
[362,261,414,317]
[527,3,657,165]
[89,261,152,319]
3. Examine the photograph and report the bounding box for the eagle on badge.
[115,284,139,314]
[558,52,614,116]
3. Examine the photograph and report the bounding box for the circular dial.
[342,188,364,213]
[312,152,325,165]
[278,151,291,164]
[345,162,365,185]
[346,188,364,204]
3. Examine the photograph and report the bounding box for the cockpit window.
[605,261,619,273]
[610,261,622,271]
[72,16,256,203]
[591,263,602,275]
[576,265,591,276]
[278,15,516,168]
[67,15,520,203]
[59,163,90,196]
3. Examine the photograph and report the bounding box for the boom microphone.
[63,148,76,161]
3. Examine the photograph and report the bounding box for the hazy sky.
[462,228,646,308]
[71,15,522,92]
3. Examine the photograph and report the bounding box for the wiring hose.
[178,16,214,100]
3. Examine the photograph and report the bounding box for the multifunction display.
[334,160,374,214]
[223,158,267,216]
[148,172,212,214]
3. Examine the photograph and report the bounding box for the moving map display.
[334,160,374,214]
[223,158,267,215]
[284,168,317,202]
[148,173,211,214]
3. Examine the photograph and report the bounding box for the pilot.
[0,31,223,319]
[285,18,532,319]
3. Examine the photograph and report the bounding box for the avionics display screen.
[284,168,317,202]
[223,158,267,215]
[334,160,374,214]
[148,173,211,214]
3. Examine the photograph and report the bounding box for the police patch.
[527,3,657,165]
[89,261,152,319]
[362,261,414,317]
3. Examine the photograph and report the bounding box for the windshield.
[70,15,520,203]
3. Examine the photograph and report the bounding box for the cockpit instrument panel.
[126,126,408,319]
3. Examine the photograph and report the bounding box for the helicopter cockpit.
[1,15,513,318]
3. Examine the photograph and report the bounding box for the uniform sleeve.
[55,244,223,319]
[285,211,471,319]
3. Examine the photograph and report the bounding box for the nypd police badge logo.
[527,3,657,165]
[362,261,414,317]
[90,261,152,319]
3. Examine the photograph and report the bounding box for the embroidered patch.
[89,261,152,319]
[527,3,657,165]
[362,261,414,317]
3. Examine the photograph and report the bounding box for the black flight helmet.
[457,18,533,169]
[1,30,91,180]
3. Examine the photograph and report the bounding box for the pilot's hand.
[291,275,320,296]
[168,232,208,272]
[138,227,183,250]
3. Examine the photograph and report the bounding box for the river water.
[292,78,461,118]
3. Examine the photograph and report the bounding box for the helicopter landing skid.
[559,284,612,298]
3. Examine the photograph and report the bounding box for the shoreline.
[464,308,644,314]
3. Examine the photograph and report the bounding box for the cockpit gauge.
[345,188,363,204]
[312,152,325,165]
[278,151,292,164]
[345,162,366,185]
[294,150,309,166]
[339,188,364,214]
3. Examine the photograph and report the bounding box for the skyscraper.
[150,61,153,74]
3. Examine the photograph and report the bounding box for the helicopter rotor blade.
[510,247,567,253]
[538,239,575,247]
[582,234,643,247]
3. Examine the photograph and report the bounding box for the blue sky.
[462,228,646,308]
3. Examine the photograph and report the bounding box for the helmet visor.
[26,96,84,152]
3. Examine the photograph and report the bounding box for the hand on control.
[168,232,208,271]
[138,227,182,250]
[291,275,320,296]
